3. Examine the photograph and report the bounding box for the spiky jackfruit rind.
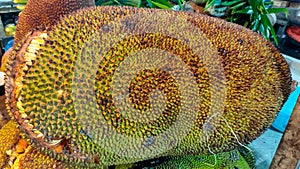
[6,6,291,166]
[6,8,141,167]
[14,0,95,46]
[0,120,20,168]
[19,146,69,169]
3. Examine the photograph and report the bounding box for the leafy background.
[95,0,288,45]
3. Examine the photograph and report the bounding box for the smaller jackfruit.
[0,120,71,168]
[14,0,95,45]
[18,146,68,169]
[0,120,20,168]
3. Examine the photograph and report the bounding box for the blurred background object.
[273,0,300,59]
[0,0,20,66]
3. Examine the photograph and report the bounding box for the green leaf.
[138,0,142,7]
[252,19,261,31]
[150,0,172,9]
[249,0,258,13]
[178,0,183,10]
[113,0,122,5]
[234,8,253,14]
[146,0,154,8]
[205,0,217,10]
[231,2,246,10]
[221,0,243,6]
[261,14,278,45]
[264,1,273,5]
[154,0,173,7]
[259,23,269,40]
[269,23,278,45]
[120,0,141,6]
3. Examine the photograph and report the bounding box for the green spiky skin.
[5,6,291,167]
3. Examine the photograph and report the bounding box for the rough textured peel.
[2,0,95,83]
[0,122,69,169]
[17,147,68,169]
[0,120,20,168]
[5,6,291,167]
[13,0,95,46]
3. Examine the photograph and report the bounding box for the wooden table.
[271,95,300,169]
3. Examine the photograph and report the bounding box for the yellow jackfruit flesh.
[5,6,291,167]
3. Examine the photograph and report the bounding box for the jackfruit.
[0,120,20,168]
[1,0,95,83]
[5,6,291,167]
[14,0,95,46]
[0,122,70,169]
[16,146,69,169]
